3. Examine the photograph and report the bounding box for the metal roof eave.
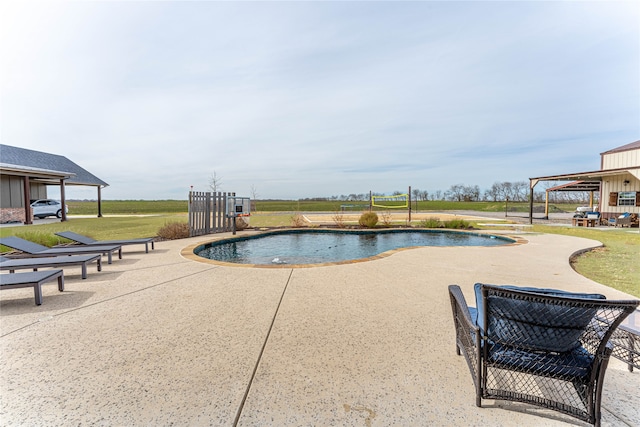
[0,163,75,180]
[30,177,109,188]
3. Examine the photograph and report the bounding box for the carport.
[0,145,109,224]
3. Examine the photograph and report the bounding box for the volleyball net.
[371,194,409,209]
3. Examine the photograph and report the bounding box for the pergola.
[528,166,639,224]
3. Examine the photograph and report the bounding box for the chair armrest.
[449,284,481,354]
[449,285,483,400]
[449,285,479,332]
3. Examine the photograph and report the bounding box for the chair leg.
[34,283,43,305]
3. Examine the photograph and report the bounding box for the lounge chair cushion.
[473,284,606,352]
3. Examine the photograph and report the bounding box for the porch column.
[97,186,102,217]
[23,176,32,225]
[60,179,67,222]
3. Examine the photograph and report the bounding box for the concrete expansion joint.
[233,269,294,426]
[600,403,637,427]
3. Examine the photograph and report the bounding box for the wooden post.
[205,192,211,234]
[529,184,534,224]
[408,186,412,223]
[544,190,549,219]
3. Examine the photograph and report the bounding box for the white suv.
[31,199,68,219]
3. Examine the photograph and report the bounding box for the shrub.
[291,213,306,228]
[444,219,470,229]
[157,221,190,240]
[332,211,346,228]
[419,217,442,228]
[359,211,379,228]
[380,211,392,226]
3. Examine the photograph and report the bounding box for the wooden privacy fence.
[188,191,235,236]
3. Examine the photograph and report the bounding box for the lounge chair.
[614,212,631,227]
[55,231,155,253]
[0,236,121,264]
[614,212,638,227]
[449,283,638,427]
[0,254,101,279]
[0,269,64,305]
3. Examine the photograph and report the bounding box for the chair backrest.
[56,231,96,244]
[0,236,48,254]
[476,284,637,353]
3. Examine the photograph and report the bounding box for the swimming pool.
[194,229,514,266]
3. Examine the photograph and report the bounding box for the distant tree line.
[297,181,593,204]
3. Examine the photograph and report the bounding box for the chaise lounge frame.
[0,236,122,264]
[55,231,155,253]
[0,269,64,305]
[0,254,102,279]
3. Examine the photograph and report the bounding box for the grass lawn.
[531,225,639,297]
[1,206,638,298]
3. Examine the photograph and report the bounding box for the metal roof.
[600,140,640,155]
[530,166,640,186]
[0,144,108,187]
[0,162,75,180]
[545,180,601,192]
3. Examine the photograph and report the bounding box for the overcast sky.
[1,1,638,200]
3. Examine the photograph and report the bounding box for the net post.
[408,186,412,222]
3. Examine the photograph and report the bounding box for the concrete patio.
[1,230,638,426]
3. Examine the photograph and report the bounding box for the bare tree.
[412,188,420,210]
[250,184,259,212]
[446,184,465,201]
[446,184,481,202]
[209,171,222,193]
[484,182,502,202]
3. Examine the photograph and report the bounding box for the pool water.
[195,229,513,265]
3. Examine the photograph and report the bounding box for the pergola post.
[544,190,549,220]
[529,178,538,225]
